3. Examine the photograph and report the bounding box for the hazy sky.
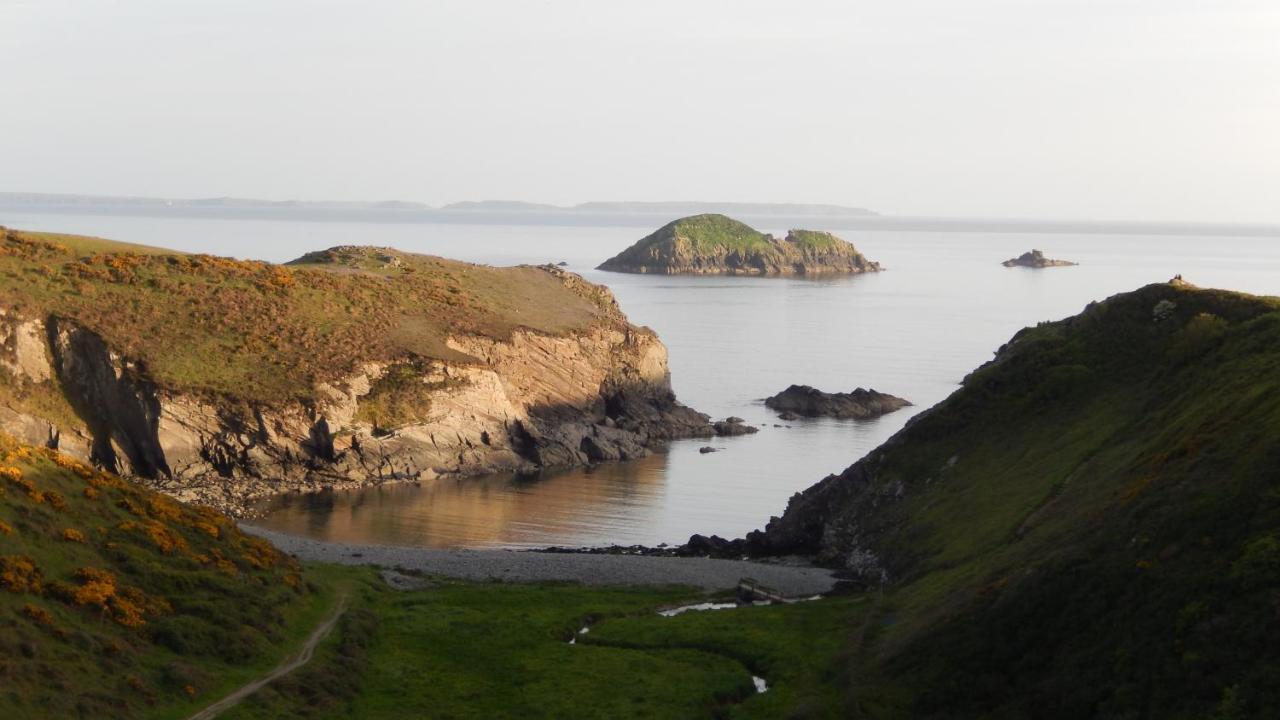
[2,0,1278,222]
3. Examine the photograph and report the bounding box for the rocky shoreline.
[244,525,839,595]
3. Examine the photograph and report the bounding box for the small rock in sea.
[764,385,911,420]
[699,446,718,454]
[713,417,759,436]
[777,411,799,421]
[1001,249,1076,268]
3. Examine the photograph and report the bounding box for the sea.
[5,208,1279,548]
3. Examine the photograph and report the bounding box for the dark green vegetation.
[220,571,866,720]
[0,432,322,719]
[596,214,880,275]
[0,227,615,404]
[758,281,1280,717]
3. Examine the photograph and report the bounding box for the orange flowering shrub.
[190,507,225,538]
[22,603,55,627]
[72,567,116,608]
[110,593,146,628]
[1,445,33,463]
[146,495,182,521]
[1,555,44,593]
[83,486,99,500]
[61,528,86,543]
[45,490,67,511]
[48,452,93,479]
[1,467,44,504]
[118,519,189,554]
[240,536,283,569]
[196,549,239,575]
[0,520,12,536]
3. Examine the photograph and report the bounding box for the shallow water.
[6,211,1280,547]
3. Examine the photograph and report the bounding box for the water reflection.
[255,452,675,548]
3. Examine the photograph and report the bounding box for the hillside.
[0,432,320,719]
[597,214,882,275]
[749,280,1280,717]
[0,227,714,513]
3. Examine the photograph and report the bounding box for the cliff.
[0,228,714,514]
[596,214,881,276]
[746,280,1280,715]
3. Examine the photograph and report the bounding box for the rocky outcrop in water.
[597,214,882,276]
[764,385,911,420]
[0,268,716,515]
[1002,249,1077,268]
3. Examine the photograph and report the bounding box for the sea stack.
[1002,249,1077,268]
[597,214,881,276]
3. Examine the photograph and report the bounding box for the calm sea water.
[6,211,1280,547]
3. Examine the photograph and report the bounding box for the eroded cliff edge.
[0,230,715,513]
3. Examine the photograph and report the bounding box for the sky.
[1,0,1278,223]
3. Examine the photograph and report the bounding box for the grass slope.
[0,227,614,403]
[763,281,1280,718]
[0,433,319,719]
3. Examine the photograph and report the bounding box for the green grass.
[667,214,774,253]
[0,433,318,719]
[221,569,868,720]
[0,228,621,405]
[783,229,847,252]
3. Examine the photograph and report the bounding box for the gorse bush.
[0,432,312,717]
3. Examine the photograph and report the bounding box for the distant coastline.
[2,192,1278,239]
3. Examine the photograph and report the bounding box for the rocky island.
[0,227,727,514]
[596,214,881,276]
[764,385,911,419]
[1002,249,1077,268]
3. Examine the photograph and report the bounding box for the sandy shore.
[244,525,837,596]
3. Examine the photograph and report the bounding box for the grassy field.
[0,227,617,403]
[221,569,867,720]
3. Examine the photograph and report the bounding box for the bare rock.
[765,385,911,420]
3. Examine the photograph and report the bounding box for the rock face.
[0,255,715,515]
[1002,249,1076,268]
[764,385,911,420]
[597,214,882,276]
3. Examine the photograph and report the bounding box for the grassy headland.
[0,227,614,403]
